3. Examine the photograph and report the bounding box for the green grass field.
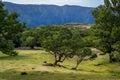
[0,50,120,80]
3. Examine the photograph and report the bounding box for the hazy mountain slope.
[4,2,94,27]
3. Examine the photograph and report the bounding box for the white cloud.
[4,0,104,7]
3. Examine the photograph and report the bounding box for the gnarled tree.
[70,29,97,70]
[42,26,73,66]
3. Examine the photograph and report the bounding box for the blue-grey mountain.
[4,2,94,27]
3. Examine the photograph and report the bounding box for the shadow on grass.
[108,70,120,78]
[76,69,104,73]
[0,55,28,60]
[0,70,120,80]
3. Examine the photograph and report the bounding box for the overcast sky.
[4,0,104,7]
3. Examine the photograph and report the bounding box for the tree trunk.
[53,53,58,66]
[107,45,115,63]
[74,63,79,70]
[53,60,58,66]
[109,53,116,63]
[61,56,67,62]
[73,58,83,70]
[30,45,34,49]
[53,54,62,66]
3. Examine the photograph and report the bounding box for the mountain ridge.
[4,2,95,27]
[4,2,95,8]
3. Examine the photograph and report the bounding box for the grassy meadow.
[0,50,120,80]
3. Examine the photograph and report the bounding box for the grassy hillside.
[0,50,120,80]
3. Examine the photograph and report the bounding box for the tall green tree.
[92,0,120,62]
[0,1,26,56]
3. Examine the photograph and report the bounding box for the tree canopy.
[41,26,96,67]
[0,1,26,56]
[41,26,73,66]
[91,0,120,62]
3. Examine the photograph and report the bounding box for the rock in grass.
[21,72,27,75]
[71,68,77,70]
[94,63,102,66]
[42,61,53,66]
[32,67,35,70]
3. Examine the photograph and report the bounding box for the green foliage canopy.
[0,1,26,56]
[42,26,73,66]
[91,0,120,62]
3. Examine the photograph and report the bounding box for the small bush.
[112,51,120,62]
[10,51,18,56]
